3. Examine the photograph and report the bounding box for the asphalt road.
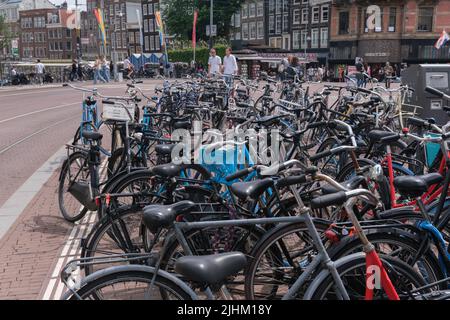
[0,81,159,208]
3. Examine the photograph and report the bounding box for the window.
[149,19,155,32]
[148,4,153,15]
[66,41,72,51]
[283,14,289,32]
[242,22,249,40]
[339,11,349,34]
[257,21,263,39]
[249,3,256,17]
[292,30,300,49]
[235,31,241,40]
[257,2,263,17]
[110,4,113,15]
[143,4,148,15]
[154,3,159,13]
[155,36,160,50]
[312,7,319,23]
[301,8,308,24]
[293,9,300,24]
[417,7,433,32]
[269,0,275,15]
[283,0,288,13]
[269,15,275,34]
[275,15,281,34]
[311,28,319,48]
[321,6,329,22]
[242,4,248,18]
[144,19,149,32]
[389,7,396,32]
[235,13,240,27]
[300,30,307,49]
[276,0,282,14]
[122,33,127,48]
[320,27,328,48]
[150,35,155,50]
[144,35,149,50]
[66,29,71,37]
[250,22,256,39]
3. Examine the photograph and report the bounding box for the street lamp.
[305,35,311,76]
[113,11,123,81]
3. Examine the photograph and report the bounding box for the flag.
[155,11,165,47]
[435,30,449,49]
[192,10,198,49]
[93,8,106,48]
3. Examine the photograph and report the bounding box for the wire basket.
[102,103,135,122]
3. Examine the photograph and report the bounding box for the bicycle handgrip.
[328,120,348,132]
[310,191,347,209]
[380,134,401,144]
[425,86,444,98]
[134,80,143,84]
[225,167,253,182]
[102,100,115,105]
[307,121,327,129]
[407,117,426,127]
[310,150,333,162]
[276,175,308,188]
[357,87,372,94]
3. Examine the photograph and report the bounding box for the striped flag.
[93,8,106,48]
[435,30,449,49]
[155,11,165,47]
[192,10,198,49]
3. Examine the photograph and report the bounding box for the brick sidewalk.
[0,170,72,299]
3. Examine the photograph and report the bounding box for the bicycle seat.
[81,131,103,141]
[236,102,253,109]
[255,115,284,127]
[421,173,443,186]
[155,144,176,155]
[152,164,181,177]
[143,200,197,232]
[368,130,395,144]
[394,176,428,198]
[230,178,274,201]
[321,176,366,195]
[173,121,191,130]
[174,252,247,284]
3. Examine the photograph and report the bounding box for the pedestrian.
[101,55,110,82]
[110,60,114,80]
[93,56,106,84]
[318,65,324,82]
[123,56,134,79]
[307,67,314,82]
[208,48,222,77]
[355,59,364,87]
[222,47,238,88]
[77,61,83,81]
[35,59,45,85]
[384,62,394,89]
[70,59,77,81]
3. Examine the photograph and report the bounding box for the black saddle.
[236,102,253,109]
[174,252,247,284]
[155,144,176,155]
[143,200,197,232]
[255,115,283,127]
[368,130,395,144]
[152,164,181,177]
[81,131,103,141]
[322,176,366,195]
[394,173,443,198]
[173,121,191,130]
[230,178,274,200]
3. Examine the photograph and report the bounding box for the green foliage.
[0,15,14,51]
[163,0,244,41]
[168,45,227,65]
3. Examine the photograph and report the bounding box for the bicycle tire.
[58,151,90,222]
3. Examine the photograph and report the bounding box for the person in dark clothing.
[70,60,77,81]
[77,62,83,81]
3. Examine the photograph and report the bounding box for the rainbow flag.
[93,8,106,48]
[435,30,449,49]
[155,11,165,47]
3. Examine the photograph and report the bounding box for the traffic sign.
[206,25,217,36]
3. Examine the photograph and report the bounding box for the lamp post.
[305,35,311,76]
[113,11,123,81]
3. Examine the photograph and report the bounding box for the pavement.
[0,79,399,299]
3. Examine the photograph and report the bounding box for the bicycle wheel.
[58,151,90,222]
[307,253,426,300]
[244,220,330,300]
[66,268,193,300]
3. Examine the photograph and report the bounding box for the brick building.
[18,7,78,60]
[141,0,161,53]
[329,0,450,78]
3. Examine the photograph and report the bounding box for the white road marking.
[0,116,76,155]
[0,102,78,124]
[0,88,72,97]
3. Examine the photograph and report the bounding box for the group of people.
[92,55,111,84]
[355,58,396,88]
[207,47,239,87]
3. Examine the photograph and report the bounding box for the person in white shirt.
[222,47,238,88]
[35,59,45,85]
[208,48,222,76]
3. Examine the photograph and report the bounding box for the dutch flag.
[435,30,450,49]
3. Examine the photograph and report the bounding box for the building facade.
[329,0,450,77]
[230,0,265,50]
[266,0,291,50]
[18,7,78,60]
[141,0,161,53]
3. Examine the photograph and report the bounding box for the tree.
[0,15,14,55]
[163,0,244,42]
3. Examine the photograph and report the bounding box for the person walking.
[77,61,83,81]
[101,55,110,82]
[222,47,238,87]
[93,56,106,84]
[70,59,77,81]
[35,59,45,85]
[123,56,134,79]
[355,59,365,87]
[384,62,394,89]
[208,48,222,77]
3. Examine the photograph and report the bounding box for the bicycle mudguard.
[60,265,198,300]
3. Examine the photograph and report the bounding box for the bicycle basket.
[102,103,136,122]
